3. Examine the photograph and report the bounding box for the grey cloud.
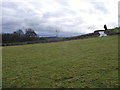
[62,7,76,15]
[91,2,109,14]
[118,2,120,26]
[2,0,116,36]
[56,0,69,7]
[2,2,19,9]
[1,1,83,35]
[43,7,76,18]
[43,12,64,18]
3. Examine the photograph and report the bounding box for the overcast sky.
[1,0,119,37]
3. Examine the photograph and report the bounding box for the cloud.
[91,2,109,14]
[2,0,119,37]
[118,1,120,26]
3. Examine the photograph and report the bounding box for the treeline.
[2,29,45,43]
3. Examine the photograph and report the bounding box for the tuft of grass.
[2,35,119,88]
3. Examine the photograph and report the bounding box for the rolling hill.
[2,27,120,46]
[2,35,119,88]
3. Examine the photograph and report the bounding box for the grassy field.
[2,35,119,88]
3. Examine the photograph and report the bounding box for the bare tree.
[25,29,37,37]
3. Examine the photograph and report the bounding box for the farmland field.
[2,35,119,88]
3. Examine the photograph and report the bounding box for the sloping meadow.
[2,35,119,88]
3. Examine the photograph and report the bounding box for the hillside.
[65,28,120,40]
[2,35,119,88]
[2,27,120,46]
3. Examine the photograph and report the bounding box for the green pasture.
[2,35,119,88]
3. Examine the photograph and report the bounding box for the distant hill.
[2,27,120,46]
[64,27,120,40]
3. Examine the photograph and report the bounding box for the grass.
[113,27,120,33]
[2,35,119,88]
